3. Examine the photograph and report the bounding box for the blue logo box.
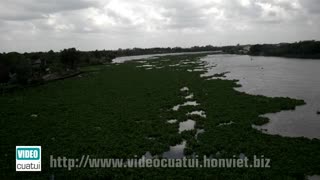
[16,147,41,160]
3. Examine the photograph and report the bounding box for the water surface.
[114,53,320,139]
[202,54,320,139]
[113,51,217,63]
[162,140,186,159]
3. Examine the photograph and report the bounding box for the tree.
[0,54,10,83]
[0,52,32,84]
[15,57,32,84]
[60,48,80,70]
[93,50,102,59]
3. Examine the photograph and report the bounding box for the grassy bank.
[1,54,319,179]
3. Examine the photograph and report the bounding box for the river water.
[201,54,320,139]
[113,53,320,139]
[113,51,217,63]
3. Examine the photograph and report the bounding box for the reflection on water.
[308,175,320,180]
[167,119,178,124]
[144,152,153,159]
[185,93,194,99]
[202,54,320,139]
[179,119,196,133]
[162,140,186,159]
[195,129,205,139]
[180,87,189,92]
[239,153,247,160]
[187,110,207,118]
[172,101,200,111]
[136,64,154,68]
[218,121,234,126]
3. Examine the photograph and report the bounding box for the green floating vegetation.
[0,53,319,179]
[212,71,230,78]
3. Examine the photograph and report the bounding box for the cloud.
[0,0,320,52]
[0,0,101,21]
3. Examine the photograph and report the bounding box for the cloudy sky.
[0,0,320,52]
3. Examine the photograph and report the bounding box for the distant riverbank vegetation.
[1,40,319,89]
[248,40,320,59]
[0,46,219,89]
[0,48,116,91]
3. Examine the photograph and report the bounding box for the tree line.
[0,45,220,85]
[1,41,320,86]
[249,40,320,58]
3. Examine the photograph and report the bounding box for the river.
[114,53,320,139]
[202,54,320,139]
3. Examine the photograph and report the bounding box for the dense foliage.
[60,48,80,70]
[1,54,319,179]
[0,48,115,86]
[1,41,320,85]
[0,53,32,84]
[249,41,320,58]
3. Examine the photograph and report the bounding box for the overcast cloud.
[0,0,320,52]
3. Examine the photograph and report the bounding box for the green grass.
[1,54,320,179]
